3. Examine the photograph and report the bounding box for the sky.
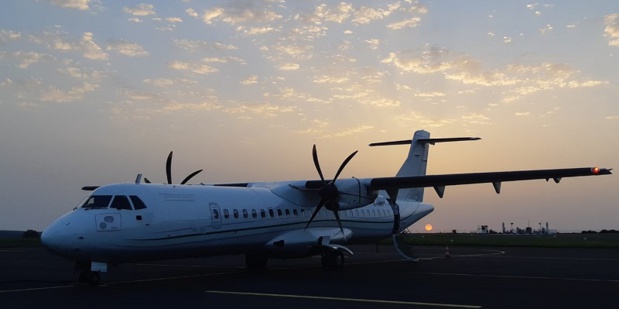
[0,0,618,233]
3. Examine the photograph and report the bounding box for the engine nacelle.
[333,178,377,210]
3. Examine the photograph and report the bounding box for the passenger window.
[213,209,220,219]
[224,209,229,219]
[300,209,306,217]
[285,209,290,217]
[252,209,257,218]
[129,196,147,209]
[277,209,282,217]
[269,209,274,218]
[260,209,266,218]
[111,195,132,210]
[243,209,248,219]
[293,209,298,217]
[233,209,239,219]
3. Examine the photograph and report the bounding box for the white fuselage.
[41,182,433,264]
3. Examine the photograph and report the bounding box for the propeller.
[305,145,358,237]
[144,151,203,185]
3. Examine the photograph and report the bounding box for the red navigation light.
[592,167,600,174]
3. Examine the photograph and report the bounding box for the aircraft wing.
[369,167,612,198]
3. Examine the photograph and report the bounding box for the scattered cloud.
[604,14,619,46]
[48,0,91,11]
[174,39,237,52]
[0,29,22,44]
[224,102,298,117]
[106,40,149,57]
[0,51,52,68]
[323,125,375,138]
[539,24,553,35]
[201,3,282,25]
[123,4,156,17]
[278,62,300,71]
[240,75,258,85]
[168,60,219,75]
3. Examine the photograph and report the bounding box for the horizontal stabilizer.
[369,137,480,147]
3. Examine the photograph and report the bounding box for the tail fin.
[370,130,480,202]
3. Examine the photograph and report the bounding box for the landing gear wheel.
[245,254,268,271]
[321,250,345,270]
[78,271,101,286]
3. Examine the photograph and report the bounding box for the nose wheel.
[78,270,101,285]
[321,249,345,269]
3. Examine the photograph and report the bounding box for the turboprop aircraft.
[41,130,611,285]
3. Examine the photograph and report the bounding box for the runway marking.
[205,290,482,308]
[0,285,74,294]
[110,271,241,285]
[421,272,619,284]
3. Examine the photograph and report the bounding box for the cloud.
[186,8,199,18]
[168,60,219,75]
[313,3,353,23]
[387,17,422,30]
[539,24,553,35]
[40,82,99,103]
[163,101,219,112]
[203,7,225,24]
[241,26,275,35]
[48,0,91,10]
[174,39,237,52]
[323,125,375,138]
[240,75,258,85]
[106,40,149,57]
[604,14,619,46]
[0,29,22,44]
[123,4,156,16]
[29,30,108,60]
[201,2,282,25]
[264,87,330,105]
[383,45,607,104]
[0,51,52,68]
[278,62,300,71]
[80,32,108,60]
[352,7,387,25]
[223,102,298,118]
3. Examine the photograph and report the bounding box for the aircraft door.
[209,203,222,229]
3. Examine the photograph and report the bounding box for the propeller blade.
[166,151,173,184]
[333,210,346,240]
[312,145,325,182]
[305,198,327,229]
[332,150,358,182]
[181,169,203,185]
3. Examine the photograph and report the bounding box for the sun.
[425,224,433,231]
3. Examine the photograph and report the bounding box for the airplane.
[41,130,612,285]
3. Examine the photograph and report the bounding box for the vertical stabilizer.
[369,130,480,202]
[395,130,431,201]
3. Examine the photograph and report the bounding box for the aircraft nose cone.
[40,214,82,257]
[41,224,63,252]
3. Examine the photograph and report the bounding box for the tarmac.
[1,244,618,309]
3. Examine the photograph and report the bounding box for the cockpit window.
[130,195,147,209]
[110,195,132,210]
[81,195,112,209]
